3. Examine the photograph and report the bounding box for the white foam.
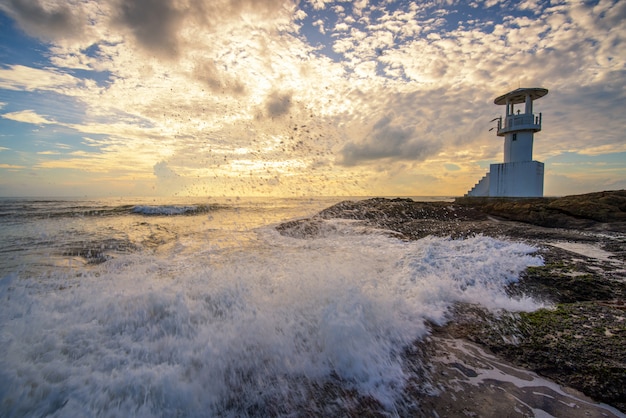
[0,223,544,416]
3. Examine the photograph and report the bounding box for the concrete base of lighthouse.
[467,161,544,197]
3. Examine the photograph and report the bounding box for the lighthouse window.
[512,133,517,141]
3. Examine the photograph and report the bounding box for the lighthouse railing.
[497,112,542,135]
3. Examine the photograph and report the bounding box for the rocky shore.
[277,190,626,414]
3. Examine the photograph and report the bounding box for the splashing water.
[0,198,543,416]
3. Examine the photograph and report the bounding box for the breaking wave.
[131,204,217,216]
[0,216,544,417]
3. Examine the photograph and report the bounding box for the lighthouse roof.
[494,87,548,105]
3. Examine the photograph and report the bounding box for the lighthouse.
[467,87,548,197]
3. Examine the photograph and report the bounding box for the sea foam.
[0,220,543,416]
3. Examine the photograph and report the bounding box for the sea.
[0,196,560,416]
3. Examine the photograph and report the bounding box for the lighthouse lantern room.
[466,87,548,197]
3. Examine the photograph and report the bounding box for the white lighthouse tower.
[467,87,548,197]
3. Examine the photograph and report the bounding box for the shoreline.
[277,190,626,414]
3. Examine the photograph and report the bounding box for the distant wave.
[0,200,228,221]
[131,204,219,216]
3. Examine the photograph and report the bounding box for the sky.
[0,0,625,197]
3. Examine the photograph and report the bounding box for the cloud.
[109,0,296,59]
[191,58,246,95]
[0,65,82,91]
[0,0,87,41]
[313,18,326,34]
[153,160,180,180]
[2,109,55,125]
[307,0,335,11]
[1,0,625,196]
[265,90,293,118]
[112,0,184,59]
[0,163,26,169]
[340,114,440,166]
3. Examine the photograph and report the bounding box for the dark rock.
[455,189,626,232]
[277,190,626,412]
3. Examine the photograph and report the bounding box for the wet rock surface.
[277,190,626,413]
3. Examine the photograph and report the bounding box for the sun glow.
[1,0,625,196]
